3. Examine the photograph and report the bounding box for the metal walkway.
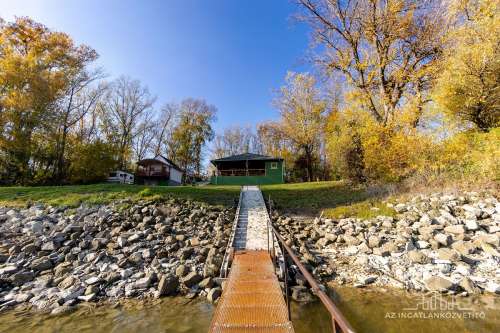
[208,251,294,333]
[210,186,355,333]
[210,186,293,333]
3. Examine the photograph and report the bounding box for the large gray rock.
[31,257,53,271]
[444,225,465,235]
[207,287,222,303]
[10,271,35,286]
[425,276,454,292]
[434,233,452,246]
[407,250,427,264]
[436,248,461,262]
[157,275,179,297]
[459,277,480,294]
[291,286,314,302]
[368,235,381,248]
[181,271,202,288]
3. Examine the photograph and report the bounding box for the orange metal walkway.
[209,250,295,333]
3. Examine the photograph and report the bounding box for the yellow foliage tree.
[273,72,327,181]
[434,0,500,131]
[0,17,97,183]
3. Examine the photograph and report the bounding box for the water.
[1,288,498,333]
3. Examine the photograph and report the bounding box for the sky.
[0,0,312,135]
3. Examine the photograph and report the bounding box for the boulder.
[434,233,452,246]
[459,277,480,294]
[157,275,179,297]
[31,257,53,271]
[444,225,465,235]
[424,276,454,292]
[291,286,314,302]
[181,272,202,288]
[436,248,461,262]
[407,250,427,264]
[207,287,222,303]
[10,271,35,286]
[368,235,381,248]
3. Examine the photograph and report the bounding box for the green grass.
[261,181,390,217]
[0,183,241,208]
[323,200,396,219]
[0,181,395,218]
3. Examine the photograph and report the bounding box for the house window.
[270,162,278,169]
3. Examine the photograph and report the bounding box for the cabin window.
[270,162,278,169]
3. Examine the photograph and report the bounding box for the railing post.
[283,244,291,321]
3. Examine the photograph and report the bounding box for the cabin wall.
[169,168,183,185]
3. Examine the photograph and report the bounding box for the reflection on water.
[0,287,498,333]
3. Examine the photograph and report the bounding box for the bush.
[68,140,117,184]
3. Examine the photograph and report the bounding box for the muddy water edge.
[1,286,498,333]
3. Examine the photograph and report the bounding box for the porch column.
[246,159,249,176]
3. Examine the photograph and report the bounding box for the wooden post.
[246,159,249,176]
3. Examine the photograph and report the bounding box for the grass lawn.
[0,181,395,218]
[0,184,241,208]
[262,181,395,218]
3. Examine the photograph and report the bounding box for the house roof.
[137,155,184,172]
[211,153,283,164]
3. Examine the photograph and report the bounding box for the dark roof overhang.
[211,153,283,165]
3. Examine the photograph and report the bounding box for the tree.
[67,138,117,184]
[434,0,499,131]
[100,76,155,170]
[53,72,106,182]
[0,17,98,184]
[152,102,177,156]
[297,0,445,127]
[133,111,156,161]
[273,72,327,181]
[212,125,258,159]
[170,98,216,179]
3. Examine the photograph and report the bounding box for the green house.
[210,153,284,185]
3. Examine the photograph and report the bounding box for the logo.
[384,292,486,320]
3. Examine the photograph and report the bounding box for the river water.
[1,287,498,333]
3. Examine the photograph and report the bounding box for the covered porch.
[213,160,266,177]
[210,153,284,185]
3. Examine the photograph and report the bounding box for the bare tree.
[297,0,446,126]
[100,76,156,170]
[212,125,259,158]
[152,102,178,156]
[133,111,156,161]
[53,68,107,182]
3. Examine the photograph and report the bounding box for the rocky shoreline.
[0,199,234,314]
[1,190,499,316]
[274,191,500,297]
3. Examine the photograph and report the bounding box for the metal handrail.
[217,168,266,176]
[266,196,355,333]
[219,186,243,278]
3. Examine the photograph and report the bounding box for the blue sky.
[1,0,312,134]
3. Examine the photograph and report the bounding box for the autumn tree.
[297,0,445,127]
[273,72,327,181]
[100,76,155,170]
[0,17,99,184]
[170,98,216,180]
[433,0,499,131]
